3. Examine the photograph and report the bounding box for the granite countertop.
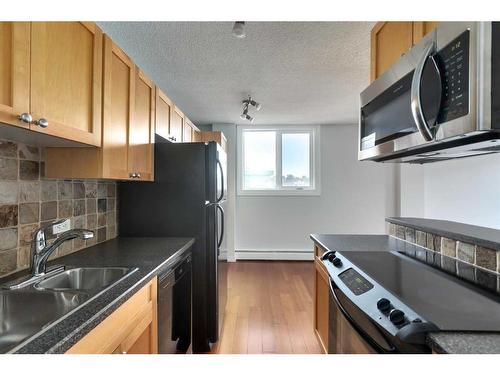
[386,217,500,251]
[310,233,500,354]
[2,237,194,354]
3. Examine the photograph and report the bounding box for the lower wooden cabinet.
[314,243,375,354]
[67,277,158,354]
[313,245,329,353]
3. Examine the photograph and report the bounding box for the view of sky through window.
[243,130,312,190]
[282,133,310,187]
[243,131,276,189]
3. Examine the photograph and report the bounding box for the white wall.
[234,124,398,259]
[400,152,500,229]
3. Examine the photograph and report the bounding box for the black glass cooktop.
[341,250,500,332]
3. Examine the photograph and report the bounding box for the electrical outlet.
[52,219,71,235]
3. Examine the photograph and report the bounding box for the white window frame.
[237,125,321,196]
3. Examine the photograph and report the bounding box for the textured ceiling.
[97,22,374,126]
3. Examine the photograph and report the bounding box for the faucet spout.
[31,223,94,277]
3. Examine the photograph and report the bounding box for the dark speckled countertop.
[2,237,194,354]
[311,234,500,354]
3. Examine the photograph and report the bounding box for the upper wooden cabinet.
[370,22,413,81]
[155,87,172,141]
[0,22,30,129]
[0,22,103,145]
[101,35,134,179]
[46,36,154,181]
[30,22,103,146]
[201,131,227,152]
[129,70,155,181]
[413,22,440,45]
[170,106,184,142]
[183,117,193,142]
[370,21,440,82]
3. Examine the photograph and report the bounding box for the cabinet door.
[0,22,30,129]
[129,70,155,181]
[313,245,329,353]
[30,22,103,145]
[370,22,413,81]
[183,119,193,142]
[170,106,183,142]
[192,129,202,142]
[155,88,172,140]
[413,22,440,44]
[102,35,134,180]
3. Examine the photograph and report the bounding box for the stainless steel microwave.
[359,22,500,163]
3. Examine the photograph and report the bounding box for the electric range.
[323,248,500,353]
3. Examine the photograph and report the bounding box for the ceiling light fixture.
[232,21,246,38]
[240,104,254,123]
[240,96,260,123]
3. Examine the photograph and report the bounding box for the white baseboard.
[235,250,313,261]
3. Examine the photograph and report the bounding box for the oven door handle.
[410,40,440,142]
[329,280,396,353]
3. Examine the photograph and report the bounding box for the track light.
[240,96,260,123]
[242,96,261,111]
[240,104,254,123]
[232,21,246,38]
[249,99,261,111]
[241,113,254,123]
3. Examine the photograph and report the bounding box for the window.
[238,126,320,195]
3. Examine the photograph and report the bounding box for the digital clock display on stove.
[338,268,374,296]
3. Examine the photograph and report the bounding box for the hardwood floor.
[213,261,322,354]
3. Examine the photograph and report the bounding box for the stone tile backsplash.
[0,139,118,278]
[388,223,499,275]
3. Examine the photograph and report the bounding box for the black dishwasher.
[158,253,192,353]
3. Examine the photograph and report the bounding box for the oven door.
[329,280,396,354]
[359,22,479,162]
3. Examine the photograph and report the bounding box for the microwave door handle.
[410,41,437,142]
[216,204,224,248]
[216,158,224,203]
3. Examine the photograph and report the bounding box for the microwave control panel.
[436,30,470,124]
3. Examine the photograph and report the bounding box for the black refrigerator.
[119,135,227,353]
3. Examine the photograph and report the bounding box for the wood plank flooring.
[213,261,322,354]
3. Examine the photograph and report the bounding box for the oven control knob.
[332,257,342,267]
[389,309,405,325]
[376,298,391,313]
[321,250,336,261]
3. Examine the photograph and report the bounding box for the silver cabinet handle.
[129,173,137,178]
[410,41,438,142]
[33,118,49,128]
[17,113,33,123]
[136,173,141,178]
[168,136,177,142]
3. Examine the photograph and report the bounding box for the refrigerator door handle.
[216,204,224,249]
[216,158,224,203]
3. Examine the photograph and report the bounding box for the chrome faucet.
[2,219,94,290]
[31,219,94,276]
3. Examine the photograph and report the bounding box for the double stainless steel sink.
[0,267,137,353]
